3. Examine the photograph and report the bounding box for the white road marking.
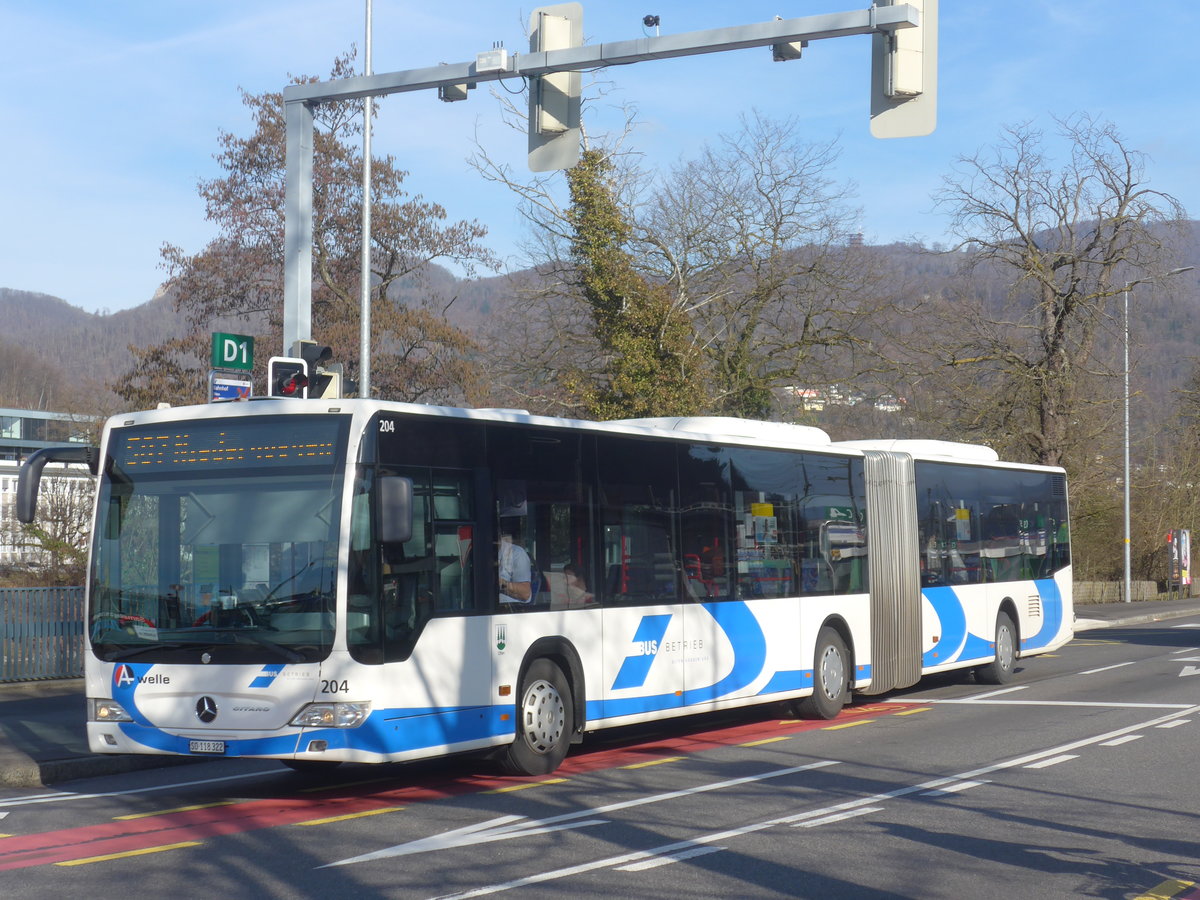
[1079,662,1136,675]
[616,844,725,871]
[322,759,839,868]
[1180,666,1200,678]
[0,769,273,809]
[1023,754,1078,769]
[1156,719,1191,728]
[913,699,1192,709]
[920,780,990,796]
[960,686,1028,701]
[1101,735,1142,747]
[420,704,1200,899]
[794,806,885,828]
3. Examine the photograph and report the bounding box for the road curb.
[0,752,201,789]
[1076,610,1200,631]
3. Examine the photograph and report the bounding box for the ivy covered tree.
[114,52,496,410]
[473,113,872,421]
[564,149,700,419]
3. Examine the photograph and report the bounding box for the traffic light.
[293,340,344,399]
[291,340,350,398]
[268,357,308,398]
[870,0,938,138]
[527,3,582,172]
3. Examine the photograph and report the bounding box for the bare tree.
[0,471,93,585]
[641,113,880,418]
[472,109,880,420]
[927,114,1186,467]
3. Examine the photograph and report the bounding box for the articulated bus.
[17,401,1072,775]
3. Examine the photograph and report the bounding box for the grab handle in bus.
[17,445,100,524]
[378,475,414,545]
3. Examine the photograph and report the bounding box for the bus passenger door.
[599,520,685,722]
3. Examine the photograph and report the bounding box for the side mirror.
[17,445,99,523]
[378,476,413,545]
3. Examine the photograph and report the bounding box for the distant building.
[0,408,95,568]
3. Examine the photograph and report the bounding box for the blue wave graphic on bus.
[592,600,768,720]
[109,661,511,758]
[1024,579,1064,649]
[249,664,286,688]
[111,663,163,728]
[922,579,1064,667]
[115,705,510,759]
[610,614,674,690]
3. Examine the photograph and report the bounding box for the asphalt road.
[2,615,1200,899]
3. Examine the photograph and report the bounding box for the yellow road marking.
[55,841,202,867]
[115,801,237,820]
[484,777,568,794]
[741,736,791,747]
[824,719,873,730]
[1135,879,1196,900]
[621,756,684,769]
[894,707,932,716]
[295,806,405,827]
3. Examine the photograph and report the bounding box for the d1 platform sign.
[211,332,254,371]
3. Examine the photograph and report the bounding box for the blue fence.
[0,587,84,682]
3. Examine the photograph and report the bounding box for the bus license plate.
[189,740,226,755]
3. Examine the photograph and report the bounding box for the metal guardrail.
[0,586,84,682]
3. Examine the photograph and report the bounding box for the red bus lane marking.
[0,703,918,870]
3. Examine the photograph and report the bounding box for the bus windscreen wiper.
[229,630,307,663]
[105,642,191,661]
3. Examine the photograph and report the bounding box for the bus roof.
[107,400,1057,468]
[836,439,999,462]
[613,416,831,447]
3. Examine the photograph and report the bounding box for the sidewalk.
[3,598,1200,789]
[0,678,196,788]
[1072,596,1200,630]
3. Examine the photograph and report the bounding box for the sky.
[1,1,1196,314]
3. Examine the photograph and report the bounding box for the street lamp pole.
[1123,282,1131,602]
[1123,265,1195,603]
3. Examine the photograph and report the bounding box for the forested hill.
[1,221,1197,419]
[0,288,185,412]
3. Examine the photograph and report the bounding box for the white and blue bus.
[17,401,1072,775]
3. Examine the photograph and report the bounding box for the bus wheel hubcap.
[522,680,564,754]
[819,647,844,699]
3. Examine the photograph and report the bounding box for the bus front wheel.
[501,659,573,776]
[975,611,1017,685]
[795,626,849,720]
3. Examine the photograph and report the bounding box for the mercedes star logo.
[195,696,218,723]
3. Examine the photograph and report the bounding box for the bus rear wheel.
[795,626,849,720]
[501,659,573,776]
[975,611,1017,685]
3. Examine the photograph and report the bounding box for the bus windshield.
[88,414,350,665]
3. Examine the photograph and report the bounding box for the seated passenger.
[499,523,532,604]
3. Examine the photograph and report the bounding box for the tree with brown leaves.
[115,53,497,410]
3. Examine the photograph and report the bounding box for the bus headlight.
[289,701,371,728]
[88,699,134,722]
